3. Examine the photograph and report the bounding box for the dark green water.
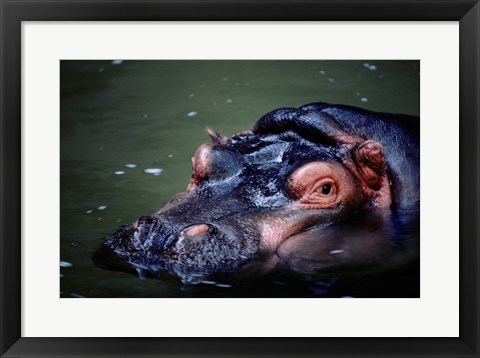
[60,60,419,298]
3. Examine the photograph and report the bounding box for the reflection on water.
[60,60,419,298]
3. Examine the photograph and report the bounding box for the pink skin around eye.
[287,162,358,209]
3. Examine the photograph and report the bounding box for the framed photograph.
[1,0,478,357]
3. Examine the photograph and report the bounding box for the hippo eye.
[321,184,332,195]
[313,179,337,198]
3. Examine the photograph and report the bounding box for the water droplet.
[360,97,368,103]
[125,163,137,169]
[201,280,217,285]
[85,210,93,214]
[215,283,232,288]
[60,261,73,268]
[136,268,146,280]
[319,70,326,75]
[187,111,198,117]
[112,60,123,65]
[97,205,108,210]
[226,99,233,104]
[114,171,125,175]
[327,78,335,83]
[144,168,163,175]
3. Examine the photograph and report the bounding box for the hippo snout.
[133,217,219,251]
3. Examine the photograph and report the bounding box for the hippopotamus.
[94,102,419,284]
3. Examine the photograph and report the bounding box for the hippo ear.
[354,140,387,189]
[206,128,228,145]
[353,140,392,208]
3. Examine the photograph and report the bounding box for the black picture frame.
[1,1,478,357]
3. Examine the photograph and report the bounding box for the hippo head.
[94,103,419,284]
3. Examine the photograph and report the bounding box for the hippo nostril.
[137,216,154,226]
[134,216,156,230]
[183,224,210,236]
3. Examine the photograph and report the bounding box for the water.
[60,60,420,298]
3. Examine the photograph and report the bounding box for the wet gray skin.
[94,102,419,284]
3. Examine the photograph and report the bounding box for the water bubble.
[319,70,326,75]
[112,60,124,65]
[187,111,198,117]
[144,168,163,175]
[125,163,137,169]
[85,210,93,214]
[168,154,173,158]
[360,97,368,103]
[226,99,233,104]
[60,261,73,268]
[363,63,377,71]
[114,171,125,175]
[327,78,335,83]
[97,205,108,210]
